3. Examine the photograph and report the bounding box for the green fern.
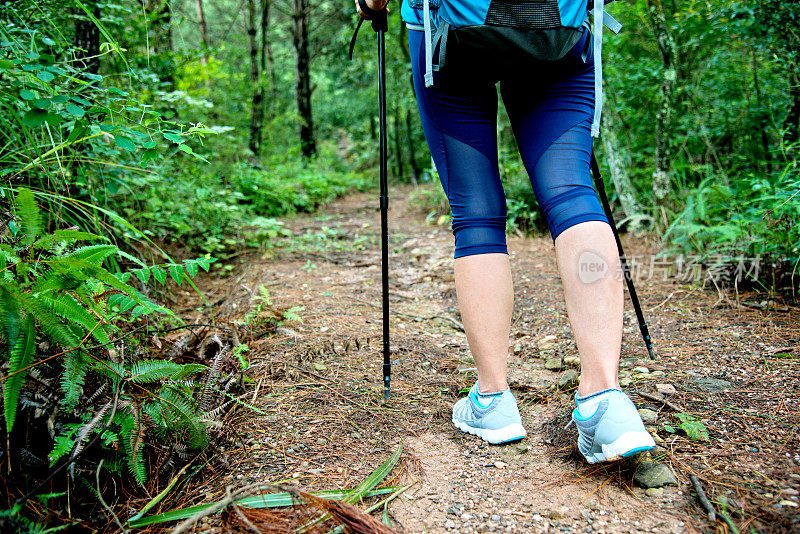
[159,387,208,449]
[4,315,35,432]
[129,360,206,384]
[61,350,89,409]
[14,188,41,247]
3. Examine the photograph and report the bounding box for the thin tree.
[195,0,209,65]
[247,0,264,156]
[292,0,316,158]
[646,0,680,228]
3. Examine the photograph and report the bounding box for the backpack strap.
[423,0,434,86]
[591,0,604,137]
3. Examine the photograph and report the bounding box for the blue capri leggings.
[409,28,609,258]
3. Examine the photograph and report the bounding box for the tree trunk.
[405,108,421,185]
[393,105,404,179]
[646,0,679,227]
[260,0,276,114]
[247,0,263,157]
[601,110,646,233]
[74,2,101,74]
[292,0,316,158]
[195,0,209,65]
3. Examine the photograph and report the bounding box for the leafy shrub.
[663,149,800,291]
[1,188,215,488]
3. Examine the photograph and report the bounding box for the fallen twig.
[636,391,684,413]
[690,474,716,522]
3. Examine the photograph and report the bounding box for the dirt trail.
[180,187,799,533]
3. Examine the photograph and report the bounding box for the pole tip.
[647,346,656,360]
[384,386,390,401]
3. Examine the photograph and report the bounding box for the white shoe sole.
[584,431,656,464]
[453,418,527,445]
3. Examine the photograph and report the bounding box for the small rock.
[494,461,507,469]
[633,367,650,374]
[545,357,564,371]
[316,437,328,445]
[538,335,557,349]
[461,513,473,520]
[638,408,658,423]
[557,370,579,390]
[564,355,581,367]
[547,511,565,520]
[782,488,800,496]
[445,519,456,529]
[491,514,502,522]
[690,377,732,392]
[633,462,678,488]
[655,383,677,395]
[778,500,799,508]
[619,377,632,387]
[645,488,664,498]
[649,370,665,377]
[516,444,531,454]
[313,362,327,371]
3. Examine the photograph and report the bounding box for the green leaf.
[183,261,199,278]
[162,132,183,143]
[20,89,36,100]
[0,59,14,70]
[44,112,61,126]
[33,98,51,109]
[4,316,36,433]
[15,188,42,245]
[141,148,158,163]
[42,37,56,46]
[51,95,70,103]
[178,144,193,154]
[151,266,167,285]
[22,109,48,127]
[168,264,184,285]
[675,413,709,442]
[65,103,85,118]
[133,268,151,284]
[114,135,136,151]
[36,70,55,82]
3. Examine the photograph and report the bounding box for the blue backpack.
[404,0,622,137]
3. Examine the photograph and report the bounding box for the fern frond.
[69,400,112,460]
[129,360,183,384]
[48,423,81,466]
[37,291,110,346]
[61,350,89,409]
[3,315,35,433]
[15,290,81,349]
[0,285,21,352]
[14,188,41,246]
[64,244,118,267]
[32,230,103,250]
[159,387,208,449]
[198,345,227,414]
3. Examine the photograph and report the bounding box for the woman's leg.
[455,253,513,393]
[554,221,623,396]
[407,30,513,394]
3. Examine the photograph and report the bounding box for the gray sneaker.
[571,388,656,464]
[452,382,527,444]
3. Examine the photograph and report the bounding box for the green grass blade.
[127,487,398,528]
[344,444,402,504]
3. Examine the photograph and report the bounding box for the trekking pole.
[590,152,655,360]
[372,7,391,399]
